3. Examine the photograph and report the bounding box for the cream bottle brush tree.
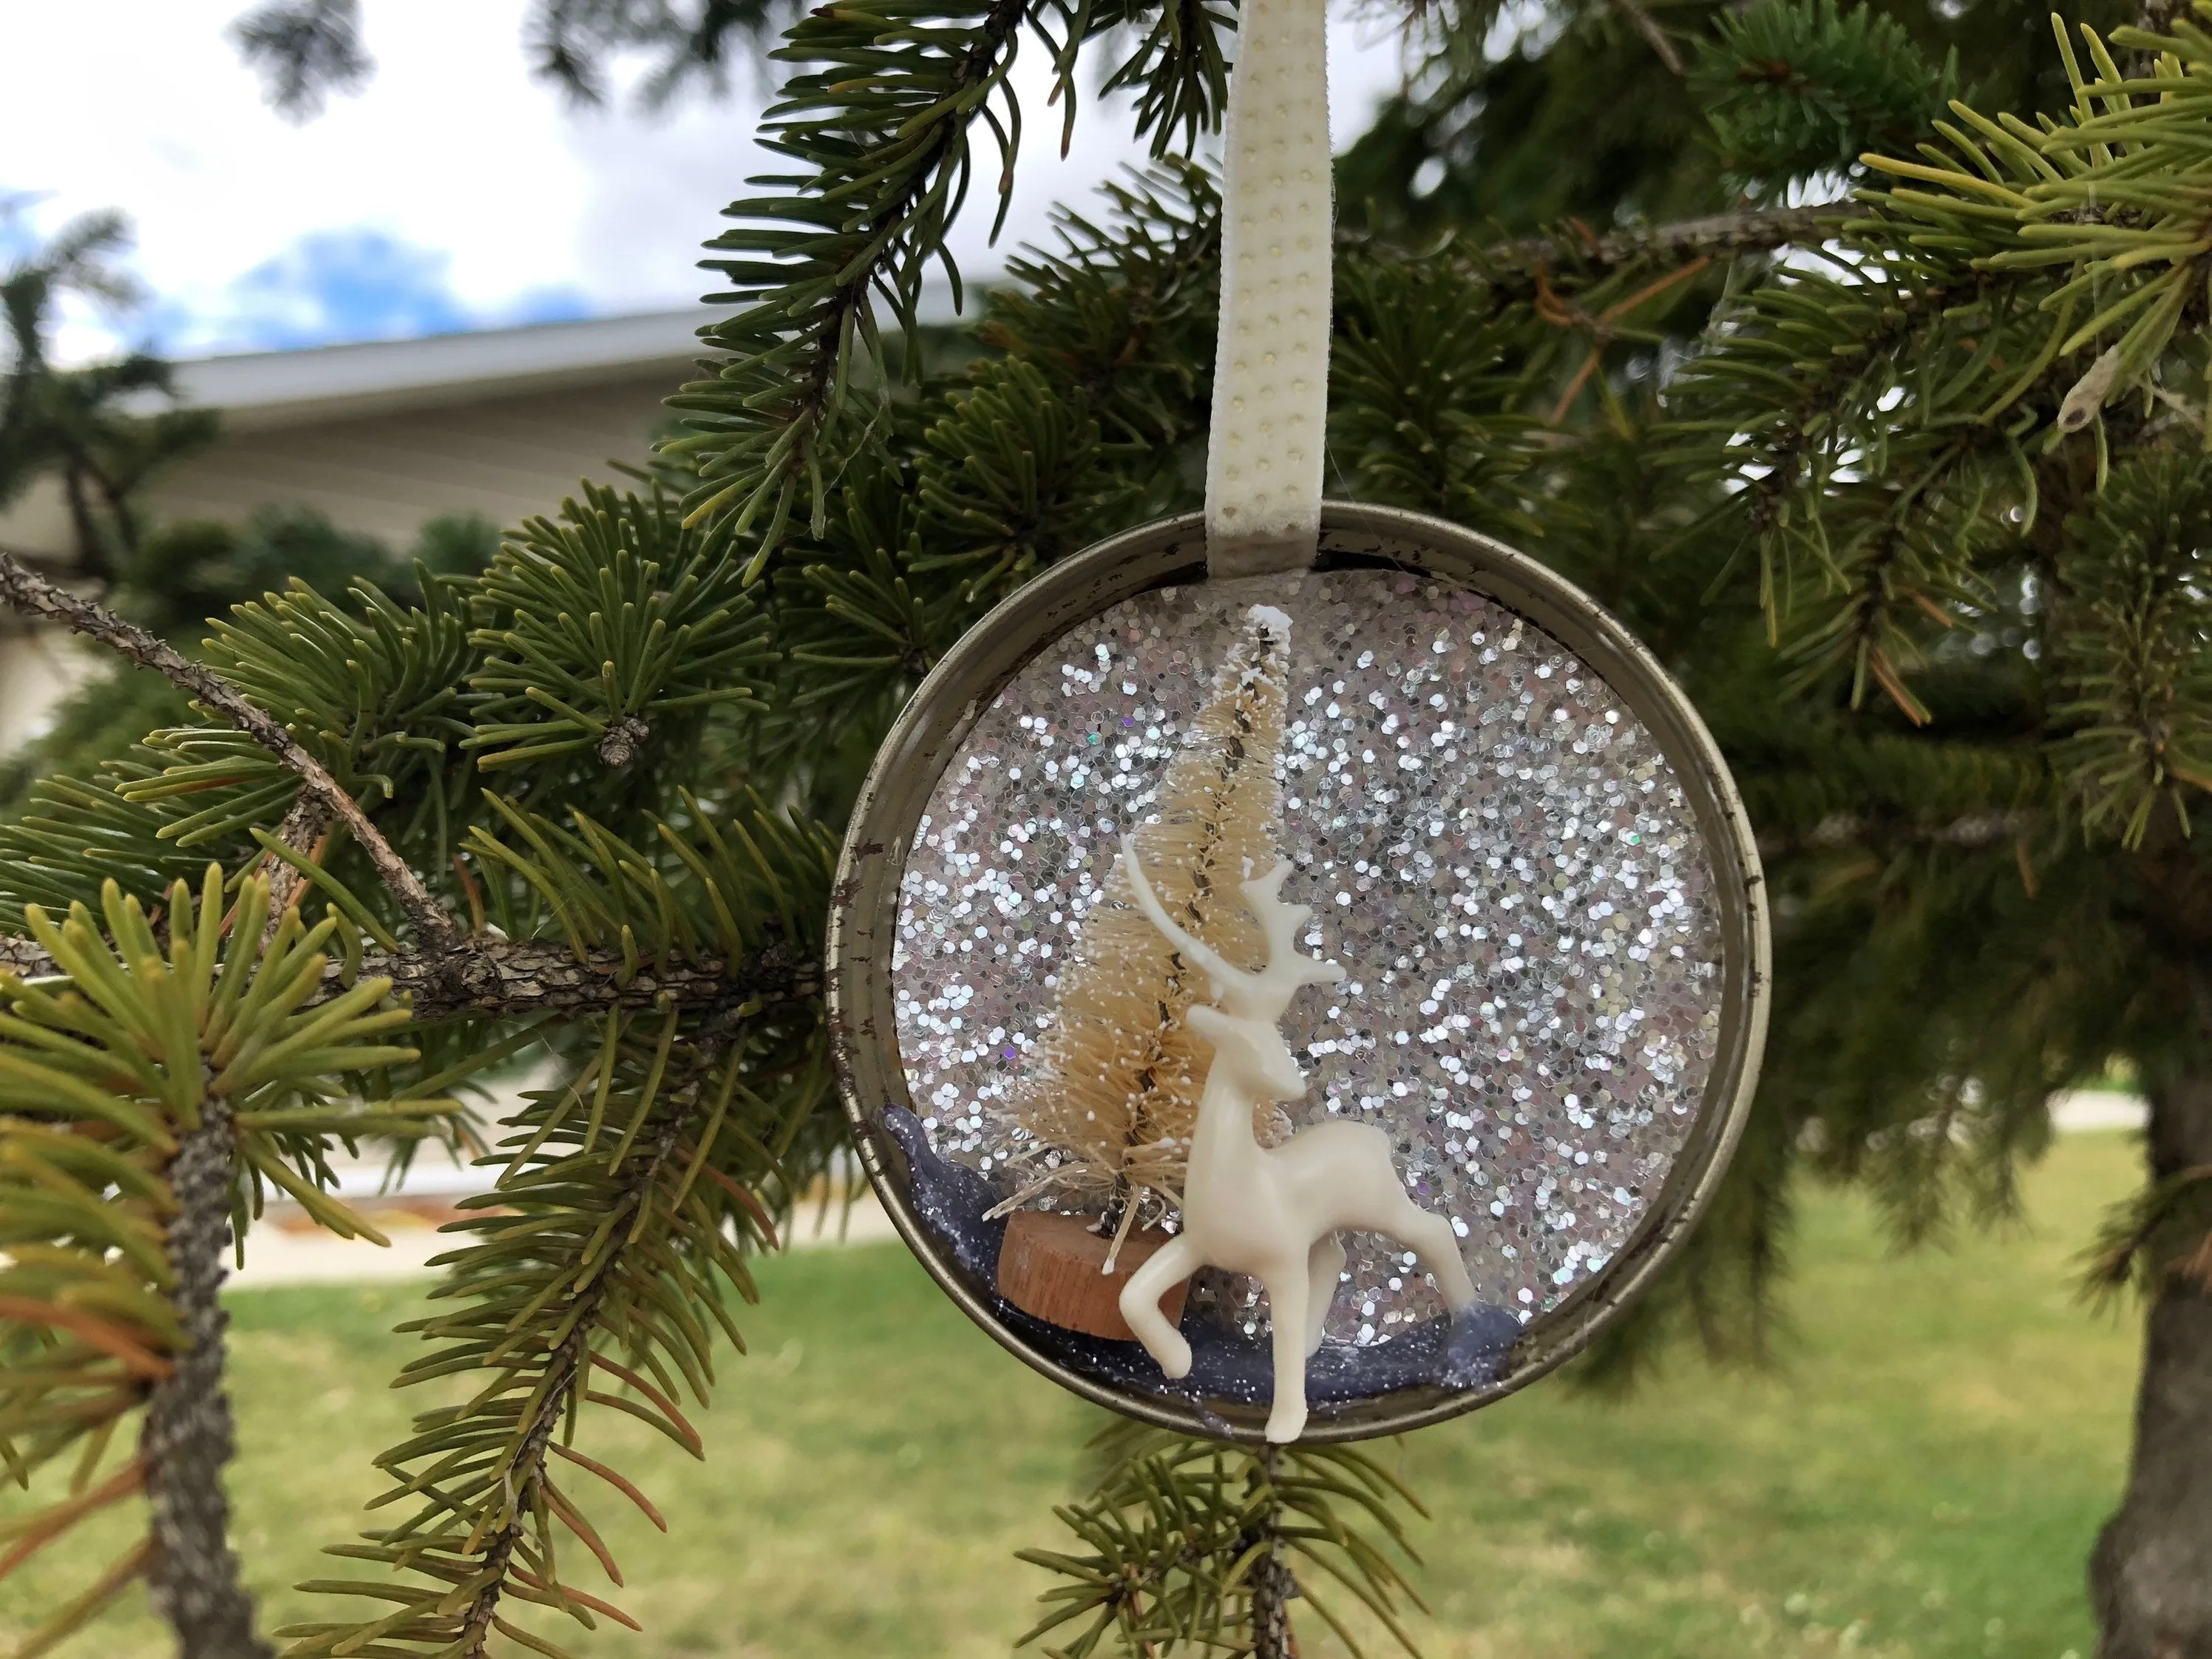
[997,605,1295,1252]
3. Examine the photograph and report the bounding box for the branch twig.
[1476,201,1856,286]
[0,547,466,959]
[0,933,815,1023]
[1246,1448,1296,1659]
[449,1003,745,1655]
[1614,0,1686,75]
[260,791,337,943]
[140,1092,272,1658]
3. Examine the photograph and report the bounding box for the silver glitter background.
[892,569,1725,1354]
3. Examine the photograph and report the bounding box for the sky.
[1,1,1418,364]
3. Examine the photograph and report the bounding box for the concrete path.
[232,1179,898,1290]
[2050,1089,2149,1133]
[231,1060,899,1290]
[229,1086,2149,1292]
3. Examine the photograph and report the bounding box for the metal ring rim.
[827,502,1771,1444]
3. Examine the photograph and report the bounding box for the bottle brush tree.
[4,0,2212,1656]
[1004,611,1292,1229]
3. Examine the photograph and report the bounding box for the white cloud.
[1,1,1415,360]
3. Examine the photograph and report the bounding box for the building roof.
[166,309,716,433]
[3,286,972,560]
[160,281,971,432]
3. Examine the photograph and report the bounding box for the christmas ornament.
[828,0,1768,1443]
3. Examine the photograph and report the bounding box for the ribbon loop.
[1204,0,1334,579]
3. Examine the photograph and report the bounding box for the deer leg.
[1389,1198,1478,1310]
[1119,1235,1198,1377]
[1304,1234,1345,1357]
[1262,1263,1311,1443]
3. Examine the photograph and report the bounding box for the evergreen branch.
[1020,1425,1425,1658]
[465,484,775,774]
[0,871,458,1658]
[0,932,814,1022]
[282,992,812,1658]
[668,0,1051,566]
[0,546,466,960]
[447,1040,721,1658]
[1612,0,1685,77]
[228,0,372,121]
[2084,1163,2212,1300]
[139,1092,269,1658]
[2049,451,2212,844]
[1246,1451,1298,1659]
[258,792,338,938]
[1478,201,1854,285]
[1693,0,1957,181]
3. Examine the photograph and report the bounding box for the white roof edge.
[169,278,974,432]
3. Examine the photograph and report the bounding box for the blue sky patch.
[140,226,592,356]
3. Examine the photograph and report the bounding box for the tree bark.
[2091,1051,2212,1658]
[140,1095,272,1659]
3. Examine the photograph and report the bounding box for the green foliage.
[0,509,501,821]
[230,0,796,117]
[132,571,478,872]
[0,869,456,1651]
[118,505,497,638]
[1019,1424,1426,1658]
[0,208,217,582]
[665,0,1238,569]
[1692,0,1958,185]
[2052,451,2212,842]
[228,0,372,119]
[465,484,773,781]
[2084,1160,2212,1299]
[278,801,836,1658]
[0,765,265,937]
[1328,255,1543,536]
[1335,0,2137,240]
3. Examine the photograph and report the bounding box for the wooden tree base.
[996,1210,1190,1341]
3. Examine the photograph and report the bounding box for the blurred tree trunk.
[2091,993,2212,1658]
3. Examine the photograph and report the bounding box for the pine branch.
[0,546,469,963]
[229,0,372,120]
[1018,1426,1428,1658]
[281,989,812,1658]
[257,791,338,942]
[0,872,456,1658]
[1477,201,1854,285]
[449,1020,732,1656]
[1613,0,1686,76]
[1693,0,1958,181]
[1246,1448,1297,1659]
[0,931,814,1021]
[140,1093,271,1659]
[668,0,1051,565]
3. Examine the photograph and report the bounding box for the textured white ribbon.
[1204,0,1332,579]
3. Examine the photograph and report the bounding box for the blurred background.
[0,1,2165,1655]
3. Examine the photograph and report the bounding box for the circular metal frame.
[830,502,1770,1443]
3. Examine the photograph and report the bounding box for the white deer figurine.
[1114,833,1480,1442]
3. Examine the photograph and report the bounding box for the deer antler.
[1119,835,1344,1021]
[1121,833,1245,1000]
[1239,862,1346,1001]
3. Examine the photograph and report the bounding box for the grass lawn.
[0,1133,2145,1658]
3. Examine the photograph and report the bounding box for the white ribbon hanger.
[1204,0,1334,579]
